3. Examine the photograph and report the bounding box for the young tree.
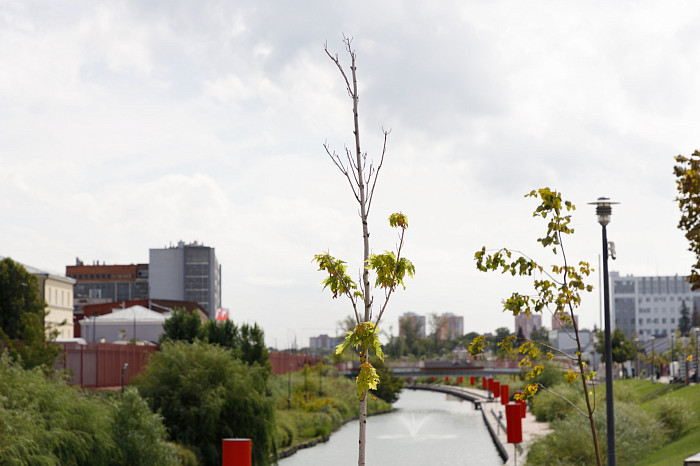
[160,307,202,344]
[314,37,414,466]
[472,188,603,465]
[679,301,691,337]
[674,150,700,289]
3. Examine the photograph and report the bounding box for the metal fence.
[56,342,157,388]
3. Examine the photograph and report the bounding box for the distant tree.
[491,327,512,353]
[516,326,526,342]
[674,150,700,289]
[679,301,691,337]
[0,258,60,369]
[594,328,637,365]
[530,326,551,345]
[692,302,700,328]
[199,318,239,353]
[369,357,403,404]
[160,308,201,344]
[135,341,274,466]
[239,323,269,368]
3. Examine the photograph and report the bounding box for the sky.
[2,1,700,349]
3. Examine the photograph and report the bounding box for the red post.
[458,376,463,384]
[506,404,523,444]
[482,376,487,388]
[493,381,500,399]
[430,376,435,381]
[487,378,493,393]
[445,376,449,383]
[222,438,251,466]
[501,385,509,405]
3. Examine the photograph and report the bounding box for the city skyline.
[2,2,700,347]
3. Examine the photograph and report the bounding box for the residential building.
[610,272,699,341]
[309,334,343,351]
[437,312,463,340]
[23,262,76,339]
[398,312,426,338]
[514,313,542,339]
[149,241,221,318]
[66,260,149,310]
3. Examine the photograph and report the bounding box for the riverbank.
[407,384,551,465]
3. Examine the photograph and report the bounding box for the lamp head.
[589,197,619,227]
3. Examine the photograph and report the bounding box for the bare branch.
[537,383,588,418]
[366,129,390,216]
[325,41,354,98]
[324,142,361,204]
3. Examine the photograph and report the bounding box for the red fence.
[57,343,157,388]
[268,352,322,375]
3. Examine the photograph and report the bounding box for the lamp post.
[651,336,656,383]
[121,363,128,397]
[634,337,640,378]
[590,196,618,466]
[693,328,700,383]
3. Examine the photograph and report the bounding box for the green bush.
[111,388,178,465]
[527,401,664,465]
[530,382,583,422]
[135,341,275,466]
[654,397,693,440]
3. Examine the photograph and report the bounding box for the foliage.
[0,353,178,466]
[530,381,584,422]
[473,188,602,464]
[653,397,694,440]
[530,326,551,345]
[674,150,700,290]
[111,388,179,465]
[528,401,664,466]
[198,318,238,351]
[135,341,275,466]
[159,307,201,344]
[0,257,60,369]
[369,356,403,404]
[678,300,691,336]
[239,323,270,368]
[594,328,637,364]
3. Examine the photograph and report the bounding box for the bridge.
[338,360,522,378]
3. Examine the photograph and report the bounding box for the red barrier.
[458,376,463,384]
[506,404,522,443]
[501,385,509,405]
[482,376,487,388]
[470,376,475,386]
[493,381,500,399]
[445,376,449,382]
[222,439,251,466]
[487,378,493,393]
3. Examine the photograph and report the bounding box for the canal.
[279,389,502,465]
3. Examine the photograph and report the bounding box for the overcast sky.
[2,1,700,348]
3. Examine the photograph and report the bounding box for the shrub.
[530,382,583,422]
[654,397,693,440]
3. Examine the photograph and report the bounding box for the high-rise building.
[610,272,699,341]
[149,241,221,318]
[398,312,426,338]
[437,312,463,340]
[514,313,542,339]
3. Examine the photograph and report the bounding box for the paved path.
[408,384,551,465]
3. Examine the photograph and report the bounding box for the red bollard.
[487,378,494,393]
[222,438,251,466]
[430,376,435,381]
[458,376,463,384]
[445,376,450,383]
[470,376,475,386]
[482,376,487,388]
[501,385,509,405]
[493,381,500,399]
[506,404,523,444]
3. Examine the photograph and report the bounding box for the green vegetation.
[268,364,394,453]
[0,257,61,369]
[526,379,699,465]
[0,353,179,465]
[134,340,274,466]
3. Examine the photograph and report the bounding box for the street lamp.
[121,363,128,397]
[692,328,700,383]
[651,336,656,383]
[590,196,619,466]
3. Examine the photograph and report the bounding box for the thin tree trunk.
[348,42,371,466]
